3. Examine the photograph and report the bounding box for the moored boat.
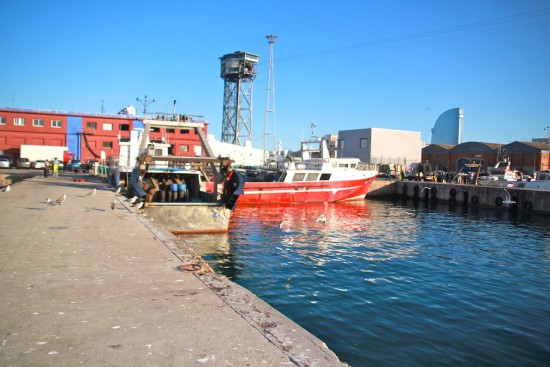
[238,139,377,204]
[127,118,243,234]
[513,170,550,190]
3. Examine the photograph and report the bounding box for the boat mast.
[264,35,277,163]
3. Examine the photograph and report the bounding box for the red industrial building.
[422,141,550,175]
[0,107,209,164]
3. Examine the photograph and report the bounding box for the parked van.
[406,162,434,181]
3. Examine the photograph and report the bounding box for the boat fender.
[448,197,456,205]
[182,263,201,272]
[470,195,479,205]
[402,185,408,193]
[449,188,457,197]
[523,201,533,211]
[413,185,420,193]
[495,197,503,207]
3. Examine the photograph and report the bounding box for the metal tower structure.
[220,51,259,145]
[264,35,277,154]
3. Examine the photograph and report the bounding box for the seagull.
[87,188,97,196]
[316,214,328,224]
[128,196,138,204]
[111,200,117,210]
[1,185,10,192]
[211,208,228,220]
[137,201,145,209]
[282,236,294,245]
[115,187,121,195]
[55,194,67,205]
[503,188,516,205]
[46,198,59,206]
[131,198,142,207]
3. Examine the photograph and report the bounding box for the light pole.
[136,95,155,119]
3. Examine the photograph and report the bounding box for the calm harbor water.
[179,199,550,367]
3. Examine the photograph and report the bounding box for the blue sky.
[1,0,549,151]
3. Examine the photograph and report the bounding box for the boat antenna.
[264,34,277,162]
[311,121,317,138]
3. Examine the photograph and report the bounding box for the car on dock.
[69,159,81,172]
[31,160,46,169]
[16,157,31,169]
[0,158,10,169]
[406,162,434,181]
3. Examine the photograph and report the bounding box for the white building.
[338,128,422,165]
[207,135,266,167]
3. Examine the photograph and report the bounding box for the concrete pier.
[0,173,346,367]
[366,178,550,213]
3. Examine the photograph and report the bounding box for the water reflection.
[177,198,550,367]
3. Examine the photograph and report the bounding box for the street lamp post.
[136,95,155,119]
[136,95,155,155]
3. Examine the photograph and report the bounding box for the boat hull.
[143,202,232,234]
[239,176,376,203]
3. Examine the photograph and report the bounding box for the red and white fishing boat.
[238,139,377,204]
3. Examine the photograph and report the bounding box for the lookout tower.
[220,51,259,145]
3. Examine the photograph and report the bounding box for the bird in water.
[316,214,328,224]
[87,187,97,196]
[55,194,67,205]
[111,200,117,210]
[1,185,10,192]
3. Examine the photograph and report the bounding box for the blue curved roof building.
[431,108,464,145]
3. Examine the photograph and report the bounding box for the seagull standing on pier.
[128,195,138,204]
[87,187,97,196]
[55,194,67,205]
[111,200,117,210]
[115,187,121,195]
[1,185,10,192]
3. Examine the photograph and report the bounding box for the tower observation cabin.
[220,51,259,145]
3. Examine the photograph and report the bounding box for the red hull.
[239,176,376,203]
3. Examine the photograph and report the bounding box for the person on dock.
[44,159,50,178]
[52,158,59,178]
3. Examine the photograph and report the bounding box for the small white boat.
[513,170,550,190]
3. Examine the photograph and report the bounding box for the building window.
[51,120,62,128]
[33,119,45,127]
[166,128,175,134]
[360,138,369,149]
[103,123,113,131]
[86,122,97,129]
[0,117,6,125]
[120,124,129,131]
[14,117,25,126]
[180,129,190,134]
[102,141,113,149]
[179,145,189,153]
[151,127,160,132]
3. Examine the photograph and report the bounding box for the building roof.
[0,106,136,120]
[503,141,550,151]
[450,141,501,153]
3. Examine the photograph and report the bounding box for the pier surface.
[0,174,346,366]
